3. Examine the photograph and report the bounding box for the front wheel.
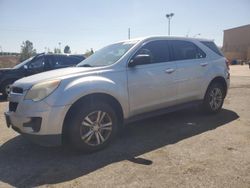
[202,83,225,114]
[2,81,13,98]
[68,101,119,152]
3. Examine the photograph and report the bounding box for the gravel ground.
[0,65,249,188]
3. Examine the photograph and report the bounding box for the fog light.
[23,117,42,132]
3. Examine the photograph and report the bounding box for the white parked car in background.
[5,36,230,152]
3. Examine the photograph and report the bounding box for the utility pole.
[128,28,131,40]
[166,13,174,36]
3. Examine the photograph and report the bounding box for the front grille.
[9,102,18,112]
[12,87,23,94]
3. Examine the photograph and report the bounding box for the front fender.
[44,75,129,118]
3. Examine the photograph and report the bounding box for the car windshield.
[13,56,34,69]
[77,41,138,67]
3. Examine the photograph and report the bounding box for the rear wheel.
[68,100,119,152]
[203,82,225,114]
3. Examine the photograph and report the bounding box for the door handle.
[165,68,175,74]
[200,62,208,67]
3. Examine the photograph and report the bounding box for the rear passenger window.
[136,40,170,64]
[54,56,77,68]
[171,40,206,61]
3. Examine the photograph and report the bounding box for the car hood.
[13,67,100,90]
[0,68,13,73]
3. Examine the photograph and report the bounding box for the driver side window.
[29,56,45,71]
[134,40,170,65]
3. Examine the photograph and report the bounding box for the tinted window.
[171,40,206,61]
[53,56,78,68]
[45,56,54,70]
[201,41,223,56]
[29,56,45,70]
[136,40,170,64]
[68,56,84,64]
[13,56,34,69]
[71,55,85,61]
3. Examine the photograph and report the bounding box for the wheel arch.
[62,92,124,143]
[205,76,228,98]
[0,78,17,93]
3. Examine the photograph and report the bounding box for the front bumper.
[6,118,61,147]
[5,91,70,146]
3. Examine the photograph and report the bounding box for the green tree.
[64,45,71,54]
[54,48,61,54]
[20,40,36,61]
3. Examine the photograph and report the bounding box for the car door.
[127,40,178,116]
[26,55,45,76]
[169,40,207,103]
[44,55,55,71]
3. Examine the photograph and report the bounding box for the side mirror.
[128,54,151,67]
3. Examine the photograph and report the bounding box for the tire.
[2,81,13,98]
[67,100,119,152]
[202,82,225,114]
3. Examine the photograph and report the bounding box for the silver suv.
[5,36,230,152]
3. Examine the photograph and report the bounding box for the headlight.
[25,80,61,101]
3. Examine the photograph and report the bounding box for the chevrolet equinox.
[4,36,230,152]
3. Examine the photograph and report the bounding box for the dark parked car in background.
[0,53,85,97]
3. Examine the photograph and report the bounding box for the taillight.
[225,59,230,70]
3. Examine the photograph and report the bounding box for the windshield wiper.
[78,64,93,67]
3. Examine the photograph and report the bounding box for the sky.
[0,0,249,53]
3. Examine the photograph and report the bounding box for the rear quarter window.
[201,41,223,56]
[68,57,84,64]
[170,40,206,61]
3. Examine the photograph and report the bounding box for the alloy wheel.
[209,88,223,111]
[80,110,113,146]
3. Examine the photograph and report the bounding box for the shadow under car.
[0,108,239,187]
